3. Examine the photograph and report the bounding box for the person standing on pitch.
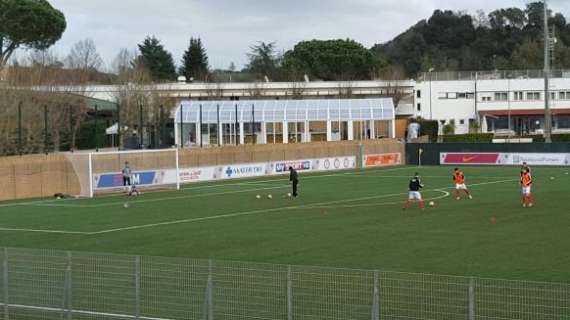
[453,168,473,200]
[404,172,425,210]
[289,166,299,198]
[122,161,132,192]
[521,167,533,208]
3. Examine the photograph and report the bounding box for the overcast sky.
[45,0,570,71]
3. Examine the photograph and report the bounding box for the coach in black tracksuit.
[289,167,299,198]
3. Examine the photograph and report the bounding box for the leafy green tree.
[372,2,570,76]
[179,37,209,82]
[246,42,281,80]
[283,39,376,81]
[0,0,66,69]
[134,36,176,82]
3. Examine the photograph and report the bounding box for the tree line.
[3,0,570,84]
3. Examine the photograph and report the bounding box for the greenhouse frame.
[173,98,396,146]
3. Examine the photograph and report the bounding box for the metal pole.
[251,104,255,144]
[117,103,122,150]
[235,104,239,146]
[17,102,22,156]
[3,248,9,320]
[135,256,141,320]
[179,104,184,148]
[544,0,552,143]
[217,104,221,146]
[139,103,143,149]
[199,104,203,148]
[468,277,475,320]
[507,78,511,133]
[159,105,164,148]
[372,271,380,320]
[429,71,433,120]
[65,251,72,320]
[207,260,213,320]
[69,105,74,152]
[44,105,48,154]
[287,266,293,320]
[94,104,99,152]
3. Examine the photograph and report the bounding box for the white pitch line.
[0,177,518,235]
[0,227,90,235]
[312,190,451,209]
[0,166,411,208]
[89,178,515,235]
[23,166,413,208]
[31,185,290,208]
[1,303,173,320]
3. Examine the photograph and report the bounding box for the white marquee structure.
[174,98,396,146]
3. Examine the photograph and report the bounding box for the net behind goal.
[66,149,180,198]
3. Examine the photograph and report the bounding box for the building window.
[466,93,475,99]
[514,92,524,101]
[417,103,421,111]
[459,119,465,125]
[416,90,421,98]
[494,92,508,101]
[551,92,556,100]
[481,96,491,102]
[527,92,541,101]
[440,120,446,125]
[447,92,457,99]
[559,91,570,100]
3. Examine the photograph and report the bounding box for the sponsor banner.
[95,156,359,189]
[179,167,217,183]
[94,170,177,190]
[363,153,402,168]
[504,153,570,166]
[218,163,269,180]
[441,152,570,166]
[313,156,357,172]
[440,153,501,165]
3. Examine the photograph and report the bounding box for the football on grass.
[429,201,435,207]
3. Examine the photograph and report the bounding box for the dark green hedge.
[418,120,438,142]
[441,133,494,143]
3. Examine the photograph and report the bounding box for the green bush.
[417,120,438,143]
[441,133,494,143]
[551,134,570,142]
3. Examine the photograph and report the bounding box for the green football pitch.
[0,165,569,282]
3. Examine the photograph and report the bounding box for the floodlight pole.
[544,0,552,143]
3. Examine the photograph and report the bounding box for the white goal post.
[66,149,180,198]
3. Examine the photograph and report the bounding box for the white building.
[413,70,570,135]
[52,69,570,140]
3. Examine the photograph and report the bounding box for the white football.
[429,201,435,207]
[256,195,261,199]
[123,203,129,209]
[267,194,273,199]
[287,193,292,197]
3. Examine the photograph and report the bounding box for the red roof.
[479,109,570,116]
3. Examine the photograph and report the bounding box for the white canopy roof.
[174,98,395,124]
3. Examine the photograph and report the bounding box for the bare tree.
[66,39,103,70]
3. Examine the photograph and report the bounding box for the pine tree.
[134,36,176,81]
[179,37,209,82]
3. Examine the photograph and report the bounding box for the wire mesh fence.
[0,247,568,320]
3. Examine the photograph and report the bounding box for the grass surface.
[0,165,569,282]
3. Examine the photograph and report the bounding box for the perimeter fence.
[0,247,568,320]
